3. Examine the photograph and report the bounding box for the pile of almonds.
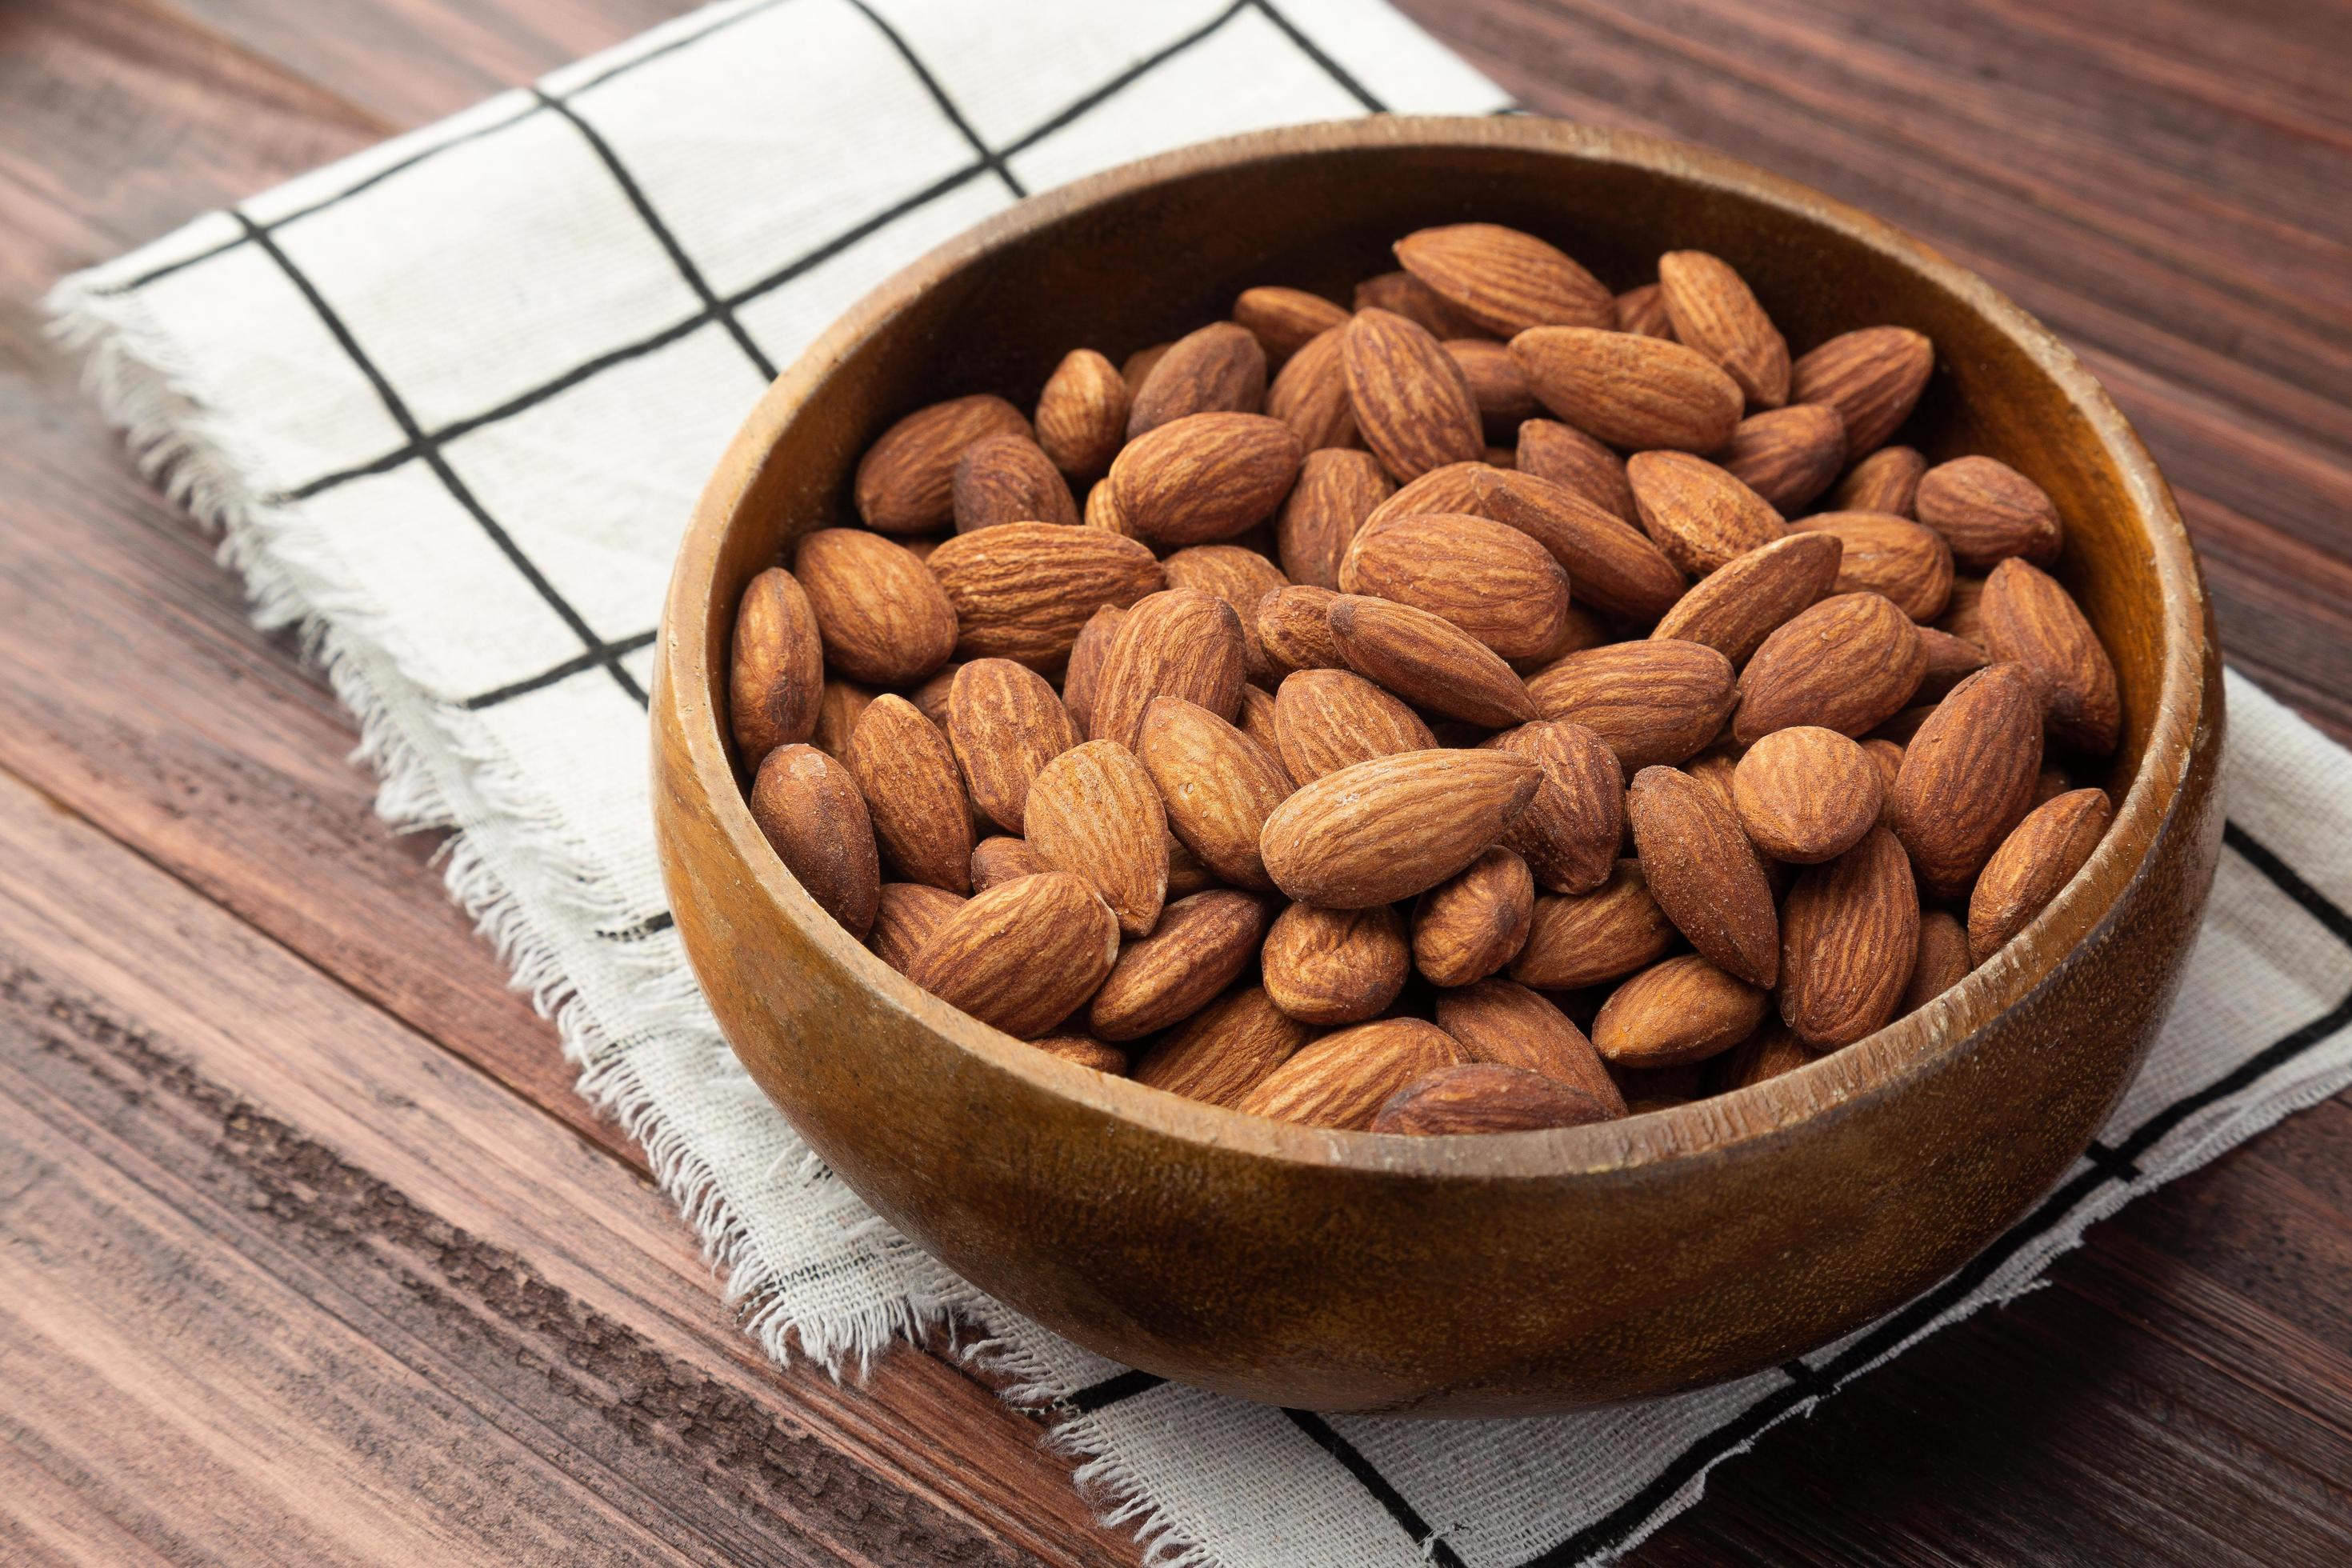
[731,222,2123,1138]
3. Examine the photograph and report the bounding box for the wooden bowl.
[651,118,2222,1416]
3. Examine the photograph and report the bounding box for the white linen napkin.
[49,2,2352,1562]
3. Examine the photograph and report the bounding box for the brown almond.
[1592,954,1766,1067]
[869,882,966,974]
[1089,890,1270,1041]
[1711,1021,1815,1094]
[1138,696,1294,891]
[1886,662,2045,900]
[1275,448,1390,588]
[1915,456,2063,570]
[730,566,825,766]
[1265,326,1361,451]
[792,528,958,686]
[1733,726,1882,863]
[1338,512,1571,661]
[1088,588,1249,748]
[1508,860,1676,989]
[1790,510,1954,622]
[1939,574,1988,643]
[843,695,974,893]
[1257,585,1347,678]
[1061,602,1125,734]
[1083,474,1141,538]
[1790,327,1933,458]
[1658,250,1790,407]
[1108,411,1303,546]
[1509,327,1743,453]
[951,432,1079,533]
[1122,342,1171,394]
[946,658,1081,834]
[1903,909,1973,1012]
[1446,338,1538,431]
[1969,788,2113,963]
[1325,594,1538,728]
[854,394,1032,534]
[1627,764,1780,986]
[1413,847,1536,986]
[1342,308,1486,481]
[1354,269,1485,338]
[1916,625,1990,702]
[1022,739,1169,937]
[1133,986,1313,1106]
[1486,720,1624,894]
[1625,450,1787,576]
[1031,1034,1127,1074]
[1371,1062,1613,1135]
[749,744,881,939]
[1830,445,1927,517]
[970,834,1050,891]
[1526,640,1738,770]
[1033,348,1129,478]
[1262,902,1410,1025]
[1166,830,1217,897]
[906,872,1119,1038]
[1394,223,1614,336]
[1650,531,1843,667]
[1614,282,1675,339]
[907,662,959,726]
[1234,286,1350,362]
[1434,978,1626,1112]
[1271,667,1438,786]
[1515,418,1640,525]
[1236,1018,1463,1130]
[1237,682,1282,754]
[1361,459,1496,529]
[1162,544,1290,684]
[1720,403,1846,513]
[1735,592,1926,742]
[926,522,1164,670]
[1128,321,1267,438]
[1979,558,2122,754]
[810,676,875,762]
[1778,826,1919,1047]
[1260,749,1541,908]
[1514,602,1614,674]
[1470,468,1686,621]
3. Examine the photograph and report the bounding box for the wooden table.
[3,1,2347,1562]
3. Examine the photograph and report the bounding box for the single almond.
[1265,326,1361,450]
[1627,764,1780,986]
[1089,889,1270,1040]
[1734,592,1926,742]
[1978,558,2122,755]
[1526,639,1738,770]
[1915,456,2063,570]
[1260,749,1541,908]
[1061,603,1125,734]
[908,662,959,726]
[1969,788,2113,963]
[1778,826,1919,1047]
[1234,1018,1462,1130]
[1133,985,1313,1106]
[1271,667,1438,786]
[1445,338,1538,430]
[1394,222,1614,336]
[1614,282,1675,339]
[1720,403,1846,514]
[1166,828,1217,897]
[1939,574,1988,644]
[1324,594,1538,728]
[1234,286,1350,362]
[951,432,1079,532]
[1470,468,1686,621]
[1338,512,1572,661]
[843,695,974,894]
[1830,444,1927,517]
[1903,909,1973,1011]
[970,834,1050,891]
[1108,411,1304,546]
[1256,585,1347,678]
[905,871,1119,1038]
[1790,327,1933,458]
[1362,459,1497,529]
[1658,250,1789,407]
[1138,696,1294,891]
[1122,342,1171,394]
[926,522,1164,670]
[1354,269,1485,338]
[1915,625,1990,702]
[1434,978,1626,1112]
[1275,448,1391,589]
[1486,720,1624,894]
[1732,726,1882,863]
[1262,902,1410,1025]
[1413,847,1536,986]
[1033,348,1129,478]
[1087,587,1248,748]
[1514,602,1614,674]
[1022,739,1170,937]
[810,676,874,762]
[1162,544,1290,684]
[730,566,825,766]
[1509,859,1676,989]
[1592,954,1766,1067]
[946,658,1081,834]
[1342,308,1486,481]
[1083,474,1141,538]
[1127,320,1268,438]
[792,528,959,686]
[1650,531,1843,666]
[1863,737,1906,801]
[1789,511,1954,622]
[1886,662,2045,900]
[1031,1034,1127,1074]
[854,394,1032,534]
[1370,1062,1613,1135]
[1712,1020,1816,1093]
[1509,327,1744,453]
[749,744,881,939]
[869,882,966,974]
[1237,682,1282,754]
[1515,418,1641,525]
[1625,450,1787,576]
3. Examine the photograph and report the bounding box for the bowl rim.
[659,114,2212,1182]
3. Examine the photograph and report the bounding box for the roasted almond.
[1886,662,2045,900]
[946,658,1081,834]
[1108,411,1303,546]
[1262,902,1410,1025]
[1133,985,1312,1106]
[1089,889,1270,1040]
[1625,450,1788,576]
[1087,588,1249,748]
[1863,737,1906,801]
[1790,511,1954,622]
[1343,308,1486,481]
[1033,347,1129,478]
[1256,585,1346,678]
[868,882,966,974]
[1234,286,1350,362]
[1434,978,1626,1113]
[1022,739,1170,937]
[1061,602,1124,734]
[1720,403,1846,514]
[1446,338,1538,432]
[730,566,825,766]
[1515,418,1640,525]
[1138,696,1294,891]
[1978,558,2122,754]
[970,834,1050,891]
[1265,326,1361,451]
[1412,847,1536,987]
[926,522,1164,670]
[843,694,974,894]
[1237,682,1282,754]
[1712,1020,1815,1093]
[1592,954,1766,1067]
[1127,320,1268,438]
[1271,667,1438,785]
[1526,639,1738,770]
[1338,512,1571,661]
[1968,787,2113,963]
[1370,1062,1613,1135]
[810,676,875,762]
[1166,828,1218,897]
[1354,268,1486,338]
[1325,594,1538,728]
[1162,544,1290,684]
[908,662,959,726]
[952,432,1079,532]
[1903,908,1973,1012]
[1275,449,1391,589]
[1734,592,1926,742]
[1394,222,1614,336]
[1362,459,1497,529]
[1509,327,1744,453]
[1732,725,1882,863]
[1938,574,1988,643]
[1514,602,1614,674]
[1915,625,1990,702]
[1470,468,1686,621]
[1790,326,1932,458]
[1486,720,1624,894]
[1030,1034,1127,1074]
[1627,764,1780,986]
[1778,826,1919,1047]
[1235,1017,1462,1130]
[1650,531,1843,666]
[1830,444,1927,517]
[854,394,1032,534]
[1508,858,1678,990]
[1914,455,2062,570]
[749,743,881,940]
[1658,250,1790,407]
[1260,749,1541,908]
[1614,282,1675,340]
[1083,474,1141,538]
[1122,342,1171,394]
[792,528,959,686]
[905,871,1119,1038]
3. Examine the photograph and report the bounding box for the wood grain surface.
[1,0,2346,1562]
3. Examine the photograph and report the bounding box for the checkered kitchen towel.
[49,2,2352,1562]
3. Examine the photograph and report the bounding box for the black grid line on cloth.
[1283,1410,1467,1568]
[1250,0,1390,112]
[842,0,1026,198]
[600,910,678,942]
[460,629,658,710]
[231,213,648,706]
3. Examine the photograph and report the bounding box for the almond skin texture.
[1446,338,1537,430]
[1030,1035,1127,1074]
[1237,682,1282,754]
[1779,826,1920,1047]
[1650,531,1843,667]
[1108,412,1304,546]
[1371,1063,1613,1135]
[970,834,1050,891]
[1354,269,1484,339]
[1256,586,1346,678]
[1790,327,1933,458]
[1260,749,1541,909]
[1338,512,1571,661]
[730,567,825,766]
[1412,847,1536,987]
[1904,909,1974,1012]
[1979,558,2122,755]
[1087,588,1248,748]
[1790,511,1954,622]
[1887,662,2046,901]
[1470,468,1686,621]
[1262,902,1410,1025]
[1626,450,1788,576]
[810,677,875,762]
[1713,1020,1816,1094]
[1362,459,1496,529]
[1121,342,1171,394]
[1133,985,1313,1106]
[842,695,974,894]
[1138,697,1294,892]
[951,432,1079,533]
[1394,222,1614,337]
[868,882,966,974]
[1021,740,1170,938]
[1129,320,1268,439]
[1831,445,1928,517]
[1509,328,1744,453]
[1735,592,1926,742]
[1614,282,1675,339]
[1162,544,1290,684]
[1628,765,1780,986]
[1515,418,1640,524]
[1733,726,1882,863]
[907,663,958,727]
[1325,594,1538,728]
[1915,455,2063,570]
[1487,720,1624,894]
[946,658,1081,834]
[792,529,958,686]
[854,394,1032,534]
[749,744,881,940]
[1435,978,1626,1113]
[1276,449,1390,588]
[1061,603,1124,734]
[1234,286,1350,362]
[1235,1018,1462,1130]
[1508,859,1677,990]
[1264,330,1359,450]
[1088,890,1270,1041]
[1271,668,1438,786]
[1033,348,1129,478]
[1593,954,1767,1068]
[1969,788,2113,963]
[1720,402,1846,513]
[1342,308,1486,482]
[905,872,1119,1039]
[1658,250,1789,407]
[1916,626,1991,702]
[926,522,1164,670]
[1939,574,1989,643]
[1526,640,1738,770]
